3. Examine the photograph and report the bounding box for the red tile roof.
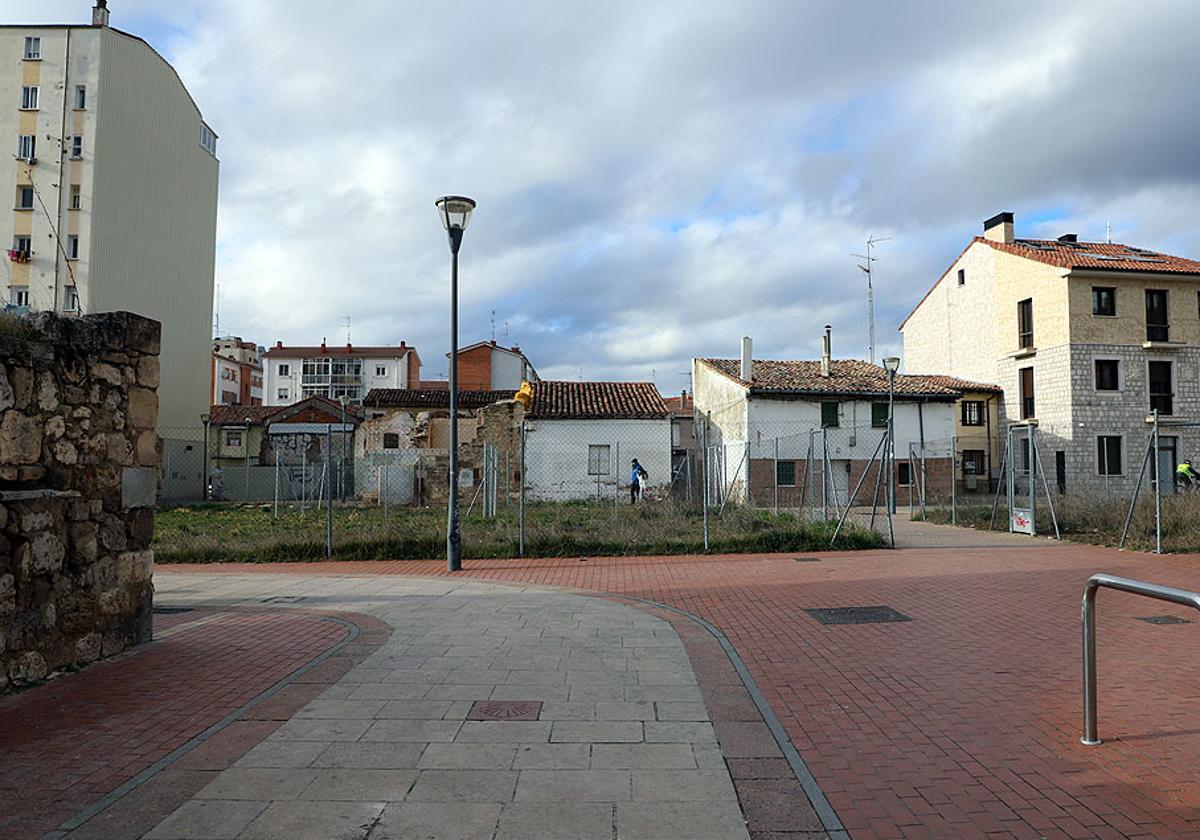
[263,344,414,358]
[699,358,968,400]
[208,405,279,425]
[983,237,1200,274]
[363,389,514,409]
[528,381,669,420]
[664,394,694,417]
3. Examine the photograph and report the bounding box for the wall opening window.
[11,288,30,307]
[16,186,34,210]
[23,37,40,59]
[1148,360,1173,415]
[17,135,35,161]
[1019,367,1035,419]
[20,86,38,110]
[776,460,796,486]
[199,123,218,155]
[897,462,912,486]
[587,444,611,476]
[278,363,290,376]
[225,431,242,447]
[820,401,839,428]
[960,400,983,426]
[383,433,400,450]
[871,403,888,428]
[1017,298,1034,349]
[961,450,986,476]
[957,268,965,286]
[1094,359,1119,391]
[66,235,79,260]
[65,287,78,311]
[1092,287,1116,316]
[69,185,81,210]
[12,235,32,256]
[1097,436,1122,476]
[1146,289,1169,341]
[276,388,289,401]
[69,135,83,159]
[74,86,86,109]
[376,365,387,377]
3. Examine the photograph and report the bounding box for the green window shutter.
[871,403,888,428]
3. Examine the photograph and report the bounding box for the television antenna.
[342,316,351,344]
[852,235,892,365]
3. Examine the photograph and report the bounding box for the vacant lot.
[153,501,884,563]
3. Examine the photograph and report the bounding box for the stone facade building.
[902,211,1200,493]
[1,311,160,692]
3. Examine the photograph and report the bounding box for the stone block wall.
[1,311,161,692]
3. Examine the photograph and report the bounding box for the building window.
[66,235,79,260]
[587,444,611,476]
[17,135,35,161]
[376,365,387,377]
[199,122,218,155]
[20,86,39,110]
[278,363,290,376]
[960,400,984,426]
[65,287,78,311]
[23,37,41,60]
[69,185,81,210]
[16,186,34,210]
[1094,359,1119,391]
[12,235,32,257]
[957,268,965,286]
[1019,367,1035,419]
[961,450,986,476]
[225,431,242,447]
[1148,360,1173,415]
[69,135,83,159]
[1017,298,1034,349]
[870,403,888,428]
[383,433,400,450]
[11,288,30,307]
[820,401,839,428]
[1092,287,1116,316]
[1097,436,1122,476]
[277,388,289,401]
[74,86,86,110]
[1146,289,1168,342]
[897,462,912,486]
[776,460,796,486]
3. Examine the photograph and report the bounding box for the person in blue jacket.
[630,459,649,503]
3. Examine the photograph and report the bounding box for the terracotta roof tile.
[529,381,669,420]
[699,358,966,399]
[208,405,280,425]
[263,344,413,358]
[983,237,1200,274]
[363,389,514,409]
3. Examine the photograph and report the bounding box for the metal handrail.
[1081,573,1200,745]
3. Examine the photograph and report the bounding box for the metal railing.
[1081,573,1200,745]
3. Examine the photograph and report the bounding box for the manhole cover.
[1137,615,1193,625]
[152,607,193,615]
[806,606,912,625]
[467,700,543,721]
[262,596,306,604]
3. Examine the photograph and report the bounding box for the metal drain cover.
[1137,615,1193,625]
[467,700,543,721]
[806,606,912,625]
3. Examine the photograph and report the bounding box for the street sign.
[1011,507,1035,535]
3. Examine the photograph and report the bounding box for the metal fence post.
[701,413,710,551]
[615,441,621,510]
[950,435,957,525]
[518,421,526,557]
[1029,425,1037,536]
[1153,409,1162,554]
[325,425,334,559]
[773,436,779,515]
[273,455,280,519]
[820,427,829,521]
[301,446,307,512]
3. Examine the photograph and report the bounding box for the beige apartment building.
[902,211,1200,493]
[2,2,219,460]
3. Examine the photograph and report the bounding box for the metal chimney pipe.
[740,337,752,382]
[821,325,832,377]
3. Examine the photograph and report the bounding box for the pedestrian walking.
[630,458,649,503]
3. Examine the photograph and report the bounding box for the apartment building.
[263,340,421,406]
[2,3,218,448]
[211,336,263,406]
[451,341,539,391]
[901,211,1200,493]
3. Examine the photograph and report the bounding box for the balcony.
[7,249,31,264]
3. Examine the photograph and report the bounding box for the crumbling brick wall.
[1,311,161,692]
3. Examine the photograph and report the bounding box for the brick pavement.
[0,608,385,839]
[159,524,1200,839]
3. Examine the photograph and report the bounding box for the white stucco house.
[523,381,672,501]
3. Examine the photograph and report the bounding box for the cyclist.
[1175,459,1198,491]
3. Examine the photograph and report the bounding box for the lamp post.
[338,394,348,501]
[883,357,900,514]
[200,413,210,501]
[436,195,476,573]
[244,416,252,502]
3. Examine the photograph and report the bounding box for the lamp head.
[883,356,900,373]
[435,196,476,232]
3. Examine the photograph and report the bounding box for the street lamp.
[883,357,900,515]
[244,416,252,502]
[200,413,210,501]
[436,195,476,572]
[338,394,348,501]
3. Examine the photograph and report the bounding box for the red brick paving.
[0,610,351,839]
[160,535,1200,839]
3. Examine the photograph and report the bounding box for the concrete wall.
[524,418,671,501]
[1,311,160,692]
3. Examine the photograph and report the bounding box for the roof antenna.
[491,309,496,342]
[213,282,220,338]
[852,235,892,365]
[342,315,351,344]
[503,320,510,339]
[1106,221,1112,244]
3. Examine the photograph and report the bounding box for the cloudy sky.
[11,1,1200,388]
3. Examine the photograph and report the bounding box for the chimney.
[274,340,282,349]
[740,336,753,382]
[982,211,1014,244]
[320,338,327,353]
[92,0,110,27]
[1057,233,1078,243]
[820,325,832,378]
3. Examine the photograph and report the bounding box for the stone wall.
[1,311,161,692]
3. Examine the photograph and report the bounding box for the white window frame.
[278,363,290,376]
[224,430,243,448]
[13,235,32,254]
[277,388,289,401]
[11,288,30,307]
[74,85,86,110]
[69,185,81,210]
[17,135,35,161]
[65,287,79,311]
[20,85,39,110]
[199,123,218,155]
[16,186,34,210]
[23,37,40,60]
[376,364,387,377]
[69,135,83,159]
[587,444,611,476]
[67,235,79,261]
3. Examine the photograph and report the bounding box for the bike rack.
[1081,573,1200,745]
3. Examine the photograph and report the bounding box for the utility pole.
[852,235,892,366]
